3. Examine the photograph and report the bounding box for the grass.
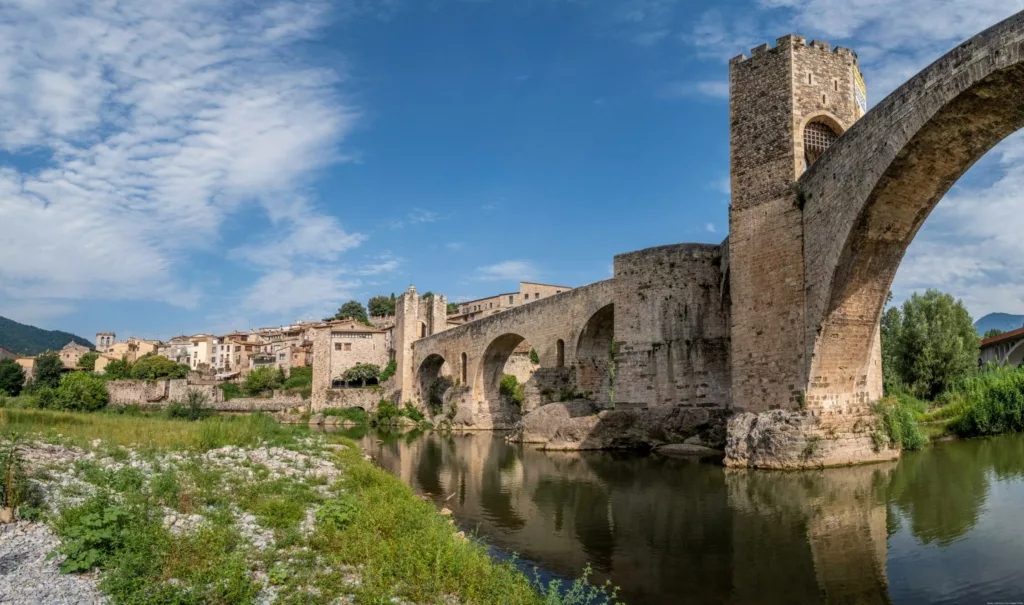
[873,393,928,451]
[1,409,623,604]
[322,406,369,424]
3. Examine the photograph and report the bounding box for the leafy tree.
[78,351,99,371]
[342,363,381,387]
[983,328,1005,339]
[330,301,369,324]
[379,359,397,383]
[446,302,460,315]
[34,352,64,389]
[881,305,903,394]
[55,372,109,412]
[281,366,312,390]
[243,367,284,396]
[0,359,25,396]
[104,358,132,380]
[882,289,979,400]
[129,355,188,380]
[368,295,396,317]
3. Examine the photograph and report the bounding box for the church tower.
[727,35,866,412]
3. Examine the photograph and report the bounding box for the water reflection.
[352,429,1024,605]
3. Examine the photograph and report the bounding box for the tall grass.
[874,393,928,451]
[937,366,1024,437]
[0,409,301,451]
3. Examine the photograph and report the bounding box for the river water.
[341,427,1024,604]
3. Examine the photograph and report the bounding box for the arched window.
[461,352,468,383]
[804,119,840,166]
[420,322,427,338]
[556,339,565,368]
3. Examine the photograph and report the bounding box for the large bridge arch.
[575,304,614,406]
[800,11,1024,410]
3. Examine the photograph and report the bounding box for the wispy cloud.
[444,242,466,251]
[705,223,716,233]
[243,268,360,316]
[0,0,359,321]
[387,208,441,229]
[661,80,729,100]
[476,260,536,281]
[356,255,402,276]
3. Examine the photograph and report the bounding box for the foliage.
[983,328,1005,339]
[165,389,214,421]
[330,300,370,324]
[403,402,425,422]
[34,352,64,389]
[447,302,461,315]
[368,294,396,317]
[529,348,540,364]
[0,315,93,356]
[103,357,132,380]
[421,291,434,299]
[316,494,360,531]
[243,366,285,396]
[379,359,397,383]
[500,374,525,408]
[342,363,381,387]
[128,355,189,380]
[1,435,44,518]
[322,407,369,424]
[427,377,453,415]
[55,372,109,412]
[35,387,56,410]
[372,401,402,424]
[53,493,134,572]
[531,565,624,605]
[218,382,242,400]
[881,290,979,400]
[281,366,312,390]
[943,365,1024,437]
[0,358,25,396]
[78,351,99,371]
[873,394,927,452]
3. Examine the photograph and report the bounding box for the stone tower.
[393,286,449,401]
[95,332,115,352]
[728,36,865,413]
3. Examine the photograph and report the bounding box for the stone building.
[448,281,573,325]
[95,332,115,353]
[0,345,15,361]
[157,336,193,365]
[15,357,34,382]
[59,341,92,368]
[189,335,216,371]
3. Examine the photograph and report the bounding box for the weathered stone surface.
[655,443,723,457]
[509,402,727,451]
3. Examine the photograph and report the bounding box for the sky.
[2,0,1024,341]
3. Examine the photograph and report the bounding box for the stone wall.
[107,379,306,412]
[318,385,390,413]
[612,243,731,414]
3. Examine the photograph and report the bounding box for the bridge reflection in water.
[334,427,1024,605]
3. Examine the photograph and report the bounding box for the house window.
[524,294,529,300]
[279,353,286,360]
[556,290,561,294]
[343,343,352,351]
[508,295,513,304]
[334,343,341,351]
[535,292,539,298]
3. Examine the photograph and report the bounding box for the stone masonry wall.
[612,243,731,413]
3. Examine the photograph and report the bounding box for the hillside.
[0,315,94,355]
[974,312,1024,336]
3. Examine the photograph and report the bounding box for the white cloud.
[0,0,360,320]
[356,256,402,276]
[662,80,729,100]
[705,223,716,233]
[476,260,537,281]
[444,242,466,251]
[244,269,360,316]
[387,208,440,229]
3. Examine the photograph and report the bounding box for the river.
[338,427,1024,604]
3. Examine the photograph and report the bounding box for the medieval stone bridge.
[379,11,1024,467]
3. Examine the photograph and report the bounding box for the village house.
[447,281,573,325]
[59,341,92,369]
[313,319,389,388]
[157,336,193,365]
[15,357,34,382]
[0,345,16,360]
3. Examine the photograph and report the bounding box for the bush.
[316,494,360,531]
[379,359,397,383]
[0,358,25,396]
[403,402,425,422]
[372,401,402,425]
[949,368,1024,437]
[2,437,44,519]
[129,355,189,381]
[166,390,214,421]
[873,394,927,451]
[218,382,242,400]
[103,358,132,380]
[281,366,312,390]
[35,386,57,410]
[55,372,109,412]
[529,348,540,364]
[323,407,369,424]
[342,363,381,387]
[34,352,63,389]
[54,493,133,572]
[500,374,525,408]
[243,367,284,396]
[77,352,99,371]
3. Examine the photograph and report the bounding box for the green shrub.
[529,348,540,364]
[103,358,132,380]
[281,366,312,390]
[500,374,525,408]
[372,401,401,425]
[54,493,134,573]
[34,352,64,389]
[0,358,26,396]
[129,355,189,380]
[316,494,360,531]
[403,402,425,422]
[342,363,381,387]
[1,437,44,518]
[379,359,398,383]
[166,389,214,421]
[243,367,284,396]
[950,370,1024,437]
[36,386,57,409]
[55,372,109,412]
[77,352,99,371]
[218,382,242,400]
[323,407,369,424]
[873,395,927,451]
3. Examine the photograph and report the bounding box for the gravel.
[0,521,105,605]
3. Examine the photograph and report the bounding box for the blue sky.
[2,0,1024,341]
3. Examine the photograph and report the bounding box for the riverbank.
[0,409,621,605]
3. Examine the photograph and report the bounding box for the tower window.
[822,94,827,104]
[804,120,841,166]
[834,80,839,92]
[807,73,813,85]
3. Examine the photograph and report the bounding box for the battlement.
[730,35,857,64]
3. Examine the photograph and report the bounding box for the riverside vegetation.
[0,407,623,604]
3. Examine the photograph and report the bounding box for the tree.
[882,289,979,400]
[0,359,25,396]
[881,305,903,394]
[243,366,283,396]
[55,372,109,412]
[129,355,189,380]
[331,301,369,324]
[446,302,460,315]
[104,357,132,380]
[368,295,396,317]
[78,351,99,371]
[983,328,1005,339]
[341,363,380,387]
[34,352,63,389]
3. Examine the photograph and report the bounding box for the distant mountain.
[0,316,93,356]
[974,313,1024,337]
